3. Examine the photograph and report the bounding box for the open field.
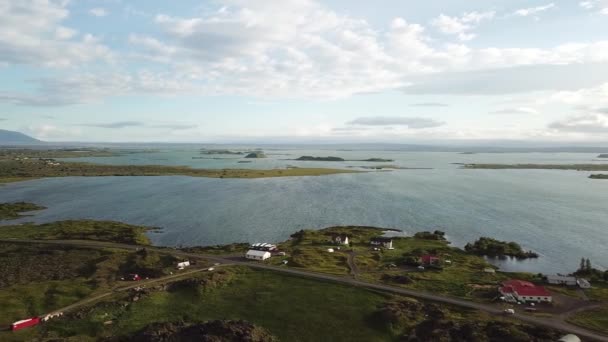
[0,220,153,245]
[6,266,563,342]
[567,306,608,335]
[0,159,360,184]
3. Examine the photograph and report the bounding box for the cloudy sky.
[1,0,608,143]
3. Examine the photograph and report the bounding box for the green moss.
[0,220,152,245]
[0,202,46,220]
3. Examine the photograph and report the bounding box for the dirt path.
[345,251,359,278]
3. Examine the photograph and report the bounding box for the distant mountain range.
[0,129,41,144]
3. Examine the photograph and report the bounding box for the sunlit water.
[1,149,607,274]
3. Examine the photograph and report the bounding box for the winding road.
[2,238,607,342]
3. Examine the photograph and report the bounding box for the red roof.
[500,279,551,297]
[421,255,439,264]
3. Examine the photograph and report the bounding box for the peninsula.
[463,163,608,171]
[0,213,605,341]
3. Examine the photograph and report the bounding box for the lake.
[1,148,607,274]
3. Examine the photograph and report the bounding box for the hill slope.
[0,129,40,144]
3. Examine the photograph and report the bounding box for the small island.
[244,151,267,158]
[295,156,395,162]
[598,154,608,158]
[589,174,608,179]
[464,237,538,259]
[200,149,245,155]
[0,202,46,220]
[296,156,345,161]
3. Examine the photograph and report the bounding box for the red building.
[420,255,440,265]
[128,274,141,281]
[11,317,40,331]
[499,280,552,303]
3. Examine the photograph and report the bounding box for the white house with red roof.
[499,280,552,303]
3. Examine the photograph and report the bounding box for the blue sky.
[1,0,608,143]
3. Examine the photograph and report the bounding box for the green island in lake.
[295,156,394,162]
[0,149,358,185]
[1,204,607,341]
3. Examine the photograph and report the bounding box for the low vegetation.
[296,155,345,161]
[464,237,538,259]
[0,220,153,245]
[7,267,564,341]
[0,158,358,184]
[567,306,608,335]
[374,298,560,341]
[244,151,267,158]
[0,148,116,160]
[122,320,278,342]
[463,163,608,171]
[0,202,46,220]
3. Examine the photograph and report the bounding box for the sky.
[1,0,608,143]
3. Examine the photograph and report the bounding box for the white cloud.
[513,3,555,17]
[579,0,608,14]
[431,11,495,41]
[490,107,539,115]
[549,112,608,134]
[347,116,444,128]
[89,7,108,17]
[0,0,112,67]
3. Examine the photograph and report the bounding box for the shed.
[576,278,591,289]
[245,250,271,261]
[546,275,577,286]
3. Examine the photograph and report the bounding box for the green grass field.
[41,267,397,341]
[567,306,608,335]
[0,220,152,245]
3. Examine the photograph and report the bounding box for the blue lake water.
[1,149,607,274]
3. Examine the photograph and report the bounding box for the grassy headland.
[464,237,538,259]
[0,202,46,220]
[463,163,608,171]
[0,220,153,245]
[0,158,360,185]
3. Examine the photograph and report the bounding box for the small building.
[327,248,335,253]
[11,317,40,331]
[176,261,190,270]
[250,243,277,251]
[546,275,577,286]
[483,267,496,273]
[127,274,141,281]
[420,255,440,266]
[499,280,552,303]
[370,237,393,249]
[330,234,349,245]
[577,278,591,289]
[245,249,271,261]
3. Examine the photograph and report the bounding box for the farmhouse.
[245,249,271,261]
[420,254,440,266]
[499,280,552,303]
[546,275,577,286]
[370,237,393,249]
[330,234,349,245]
